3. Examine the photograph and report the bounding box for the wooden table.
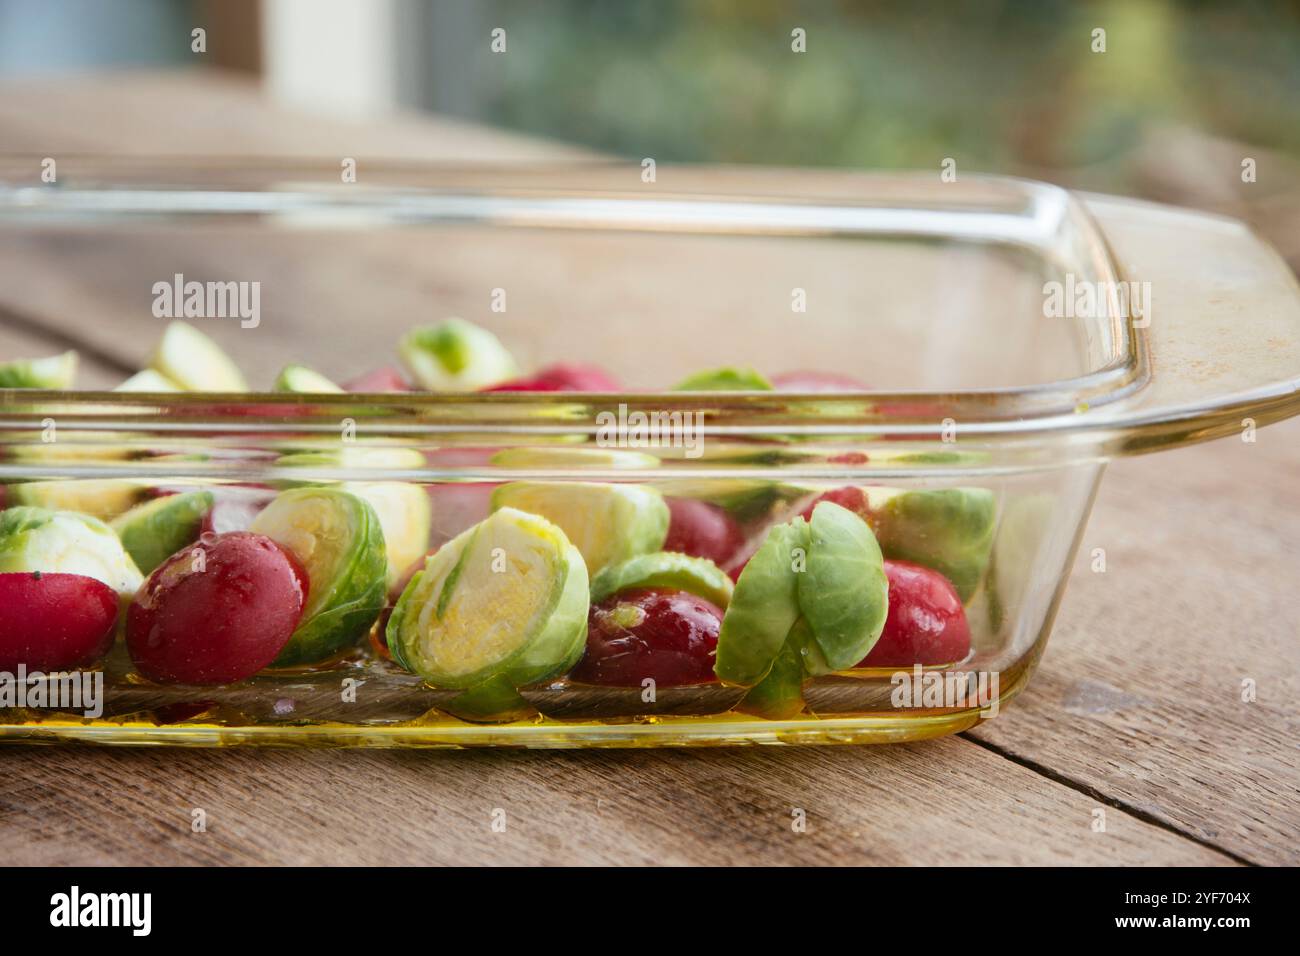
[0,72,1295,866]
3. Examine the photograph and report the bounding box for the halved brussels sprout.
[399,317,519,391]
[250,487,388,666]
[7,479,149,522]
[110,491,214,575]
[671,367,773,391]
[590,552,733,609]
[149,321,248,392]
[0,506,143,595]
[386,507,588,692]
[0,351,78,389]
[274,365,344,393]
[341,481,432,589]
[490,481,668,575]
[273,445,426,476]
[489,447,660,470]
[865,487,996,603]
[115,369,181,392]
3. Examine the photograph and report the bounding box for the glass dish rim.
[1,156,1296,463]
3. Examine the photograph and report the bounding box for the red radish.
[482,363,619,392]
[798,485,870,523]
[663,497,745,567]
[572,588,721,687]
[344,366,411,393]
[858,560,971,668]
[0,572,119,671]
[126,532,308,684]
[772,371,870,392]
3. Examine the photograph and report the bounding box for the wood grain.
[968,414,1300,866]
[0,741,1236,866]
[0,69,1296,866]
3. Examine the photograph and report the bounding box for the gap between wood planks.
[960,733,1255,866]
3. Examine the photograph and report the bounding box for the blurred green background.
[429,0,1300,265]
[2,0,1297,261]
[451,0,1300,173]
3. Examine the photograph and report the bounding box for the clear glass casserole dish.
[0,160,1297,748]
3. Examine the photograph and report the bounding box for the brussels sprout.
[341,481,431,589]
[866,487,996,603]
[590,552,733,609]
[149,321,248,391]
[490,481,668,575]
[670,367,773,391]
[386,507,588,694]
[399,317,519,391]
[114,369,181,392]
[653,478,812,524]
[250,487,388,666]
[7,479,149,522]
[0,506,143,595]
[714,519,809,687]
[798,501,889,672]
[737,621,809,720]
[489,447,659,470]
[716,501,889,699]
[272,445,426,481]
[0,351,78,389]
[110,491,214,575]
[273,365,344,393]
[443,674,537,724]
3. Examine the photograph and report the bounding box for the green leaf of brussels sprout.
[590,551,734,609]
[798,501,888,672]
[714,518,809,687]
[444,673,537,724]
[736,621,809,720]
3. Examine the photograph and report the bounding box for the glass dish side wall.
[0,444,1102,744]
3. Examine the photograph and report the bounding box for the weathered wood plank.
[0,740,1236,866]
[969,415,1300,865]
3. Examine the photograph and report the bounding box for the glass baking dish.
[0,160,1297,748]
